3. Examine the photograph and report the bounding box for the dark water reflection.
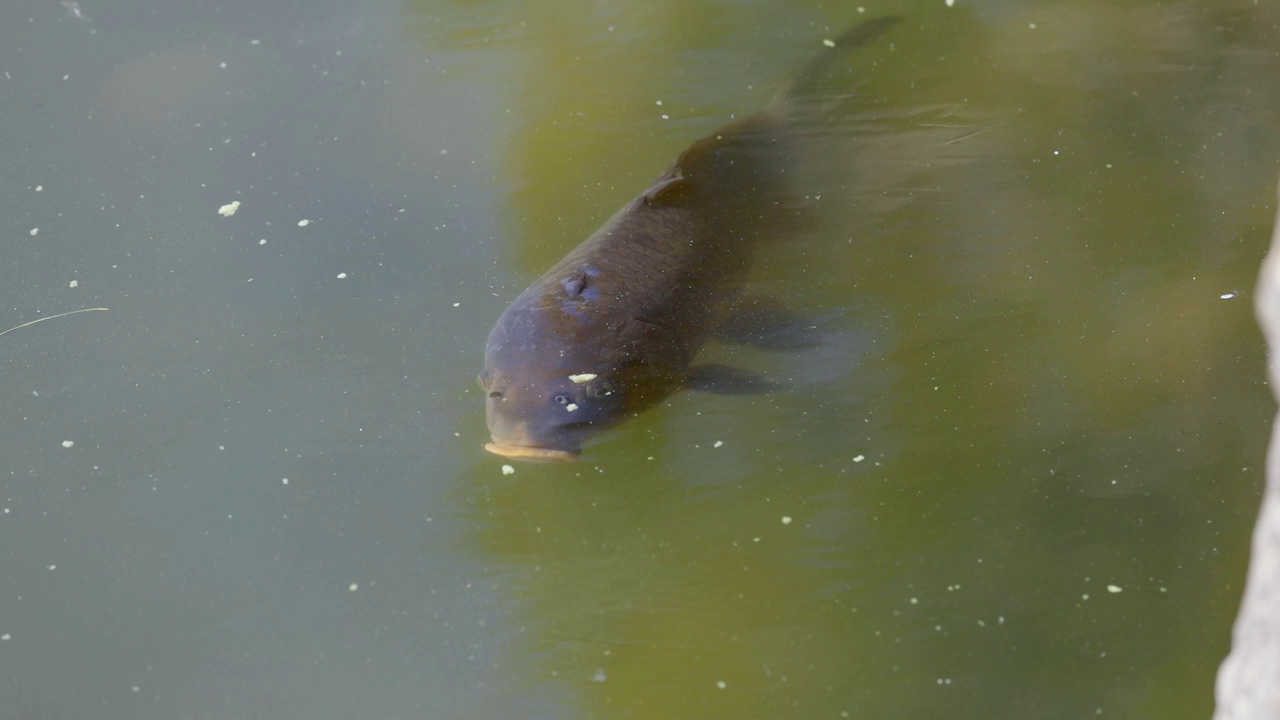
[0,0,1275,718]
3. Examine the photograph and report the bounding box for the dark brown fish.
[480,17,899,461]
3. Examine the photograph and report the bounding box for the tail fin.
[772,16,902,111]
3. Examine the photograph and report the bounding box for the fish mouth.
[484,441,580,462]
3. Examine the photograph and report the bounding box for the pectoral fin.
[685,364,786,395]
[714,295,822,350]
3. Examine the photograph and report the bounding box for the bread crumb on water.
[568,373,597,384]
[501,465,515,476]
[217,200,240,217]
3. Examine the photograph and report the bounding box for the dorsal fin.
[639,164,690,207]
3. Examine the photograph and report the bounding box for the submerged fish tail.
[770,15,902,114]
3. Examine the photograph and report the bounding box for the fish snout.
[483,440,579,462]
[484,412,583,462]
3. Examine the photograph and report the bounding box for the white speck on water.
[69,280,78,288]
[781,516,792,525]
[297,219,310,227]
[823,39,836,48]
[1029,22,1037,29]
[61,440,74,448]
[661,114,669,120]
[29,227,38,236]
[48,565,56,571]
[1220,291,1239,300]
[62,1,88,21]
[251,39,261,45]
[857,6,866,12]
[281,478,289,485]
[258,239,266,245]
[565,403,579,412]
[452,302,461,308]
[945,0,955,6]
[568,373,597,384]
[853,454,865,462]
[910,596,919,605]
[217,201,240,217]
[1107,584,1122,593]
[219,61,227,69]
[35,185,43,192]
[713,440,724,448]
[349,583,358,592]
[655,100,663,106]
[592,668,607,683]
[336,272,347,279]
[716,680,727,690]
[501,464,515,476]
[0,633,9,641]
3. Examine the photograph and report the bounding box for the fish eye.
[585,380,615,399]
[553,394,572,405]
[488,390,502,399]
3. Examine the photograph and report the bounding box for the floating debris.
[0,307,108,339]
[217,200,240,217]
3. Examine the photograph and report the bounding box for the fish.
[480,17,900,461]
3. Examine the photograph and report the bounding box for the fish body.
[480,18,899,460]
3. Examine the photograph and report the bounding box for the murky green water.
[1,0,1276,718]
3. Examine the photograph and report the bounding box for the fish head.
[479,298,658,461]
[480,269,693,461]
[478,363,631,461]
